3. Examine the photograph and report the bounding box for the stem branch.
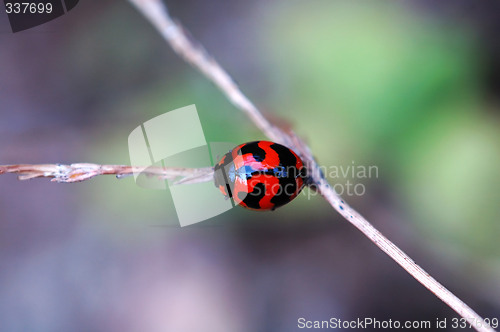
[0,164,213,184]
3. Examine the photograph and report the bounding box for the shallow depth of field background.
[0,0,499,331]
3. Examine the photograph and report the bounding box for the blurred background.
[0,0,499,331]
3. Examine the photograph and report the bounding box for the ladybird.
[213,141,307,211]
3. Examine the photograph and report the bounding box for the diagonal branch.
[0,164,214,184]
[126,0,495,331]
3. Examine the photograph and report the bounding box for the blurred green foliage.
[258,1,500,257]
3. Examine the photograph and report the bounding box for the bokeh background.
[1,0,499,331]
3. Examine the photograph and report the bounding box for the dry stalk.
[0,164,213,185]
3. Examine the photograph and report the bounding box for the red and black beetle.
[214,141,307,210]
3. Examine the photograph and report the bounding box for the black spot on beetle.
[270,174,299,208]
[270,143,296,168]
[270,186,292,207]
[239,141,266,162]
[239,182,266,209]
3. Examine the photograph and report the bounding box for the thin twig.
[0,164,214,184]
[127,0,495,331]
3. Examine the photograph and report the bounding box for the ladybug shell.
[213,141,307,211]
